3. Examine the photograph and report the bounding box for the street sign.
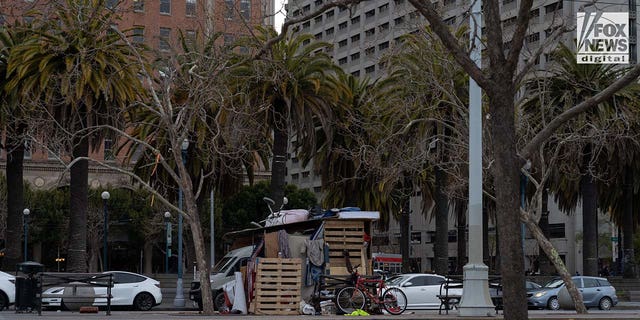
[611,237,618,242]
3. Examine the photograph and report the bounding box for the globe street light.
[174,139,189,307]
[102,191,111,272]
[164,211,172,274]
[23,208,30,262]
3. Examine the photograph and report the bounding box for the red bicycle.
[335,264,408,315]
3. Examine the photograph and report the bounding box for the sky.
[274,0,287,33]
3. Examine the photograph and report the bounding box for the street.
[0,309,640,320]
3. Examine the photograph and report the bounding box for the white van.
[188,245,254,310]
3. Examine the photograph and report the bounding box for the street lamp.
[164,211,172,274]
[174,139,188,307]
[23,208,30,262]
[102,191,111,272]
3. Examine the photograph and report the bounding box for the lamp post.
[164,211,172,274]
[458,0,494,315]
[174,139,188,307]
[23,208,30,261]
[101,191,110,271]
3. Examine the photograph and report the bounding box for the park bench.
[37,272,114,316]
[437,275,503,315]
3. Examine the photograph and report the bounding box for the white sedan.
[42,271,162,311]
[386,273,461,309]
[0,271,15,310]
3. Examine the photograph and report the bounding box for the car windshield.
[386,275,409,286]
[212,256,234,273]
[543,279,565,288]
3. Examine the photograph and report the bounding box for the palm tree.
[231,27,340,208]
[6,0,145,272]
[522,44,640,276]
[0,22,33,269]
[375,26,469,274]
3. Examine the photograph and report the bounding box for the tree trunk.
[144,241,153,275]
[433,166,449,275]
[623,166,636,278]
[489,84,527,320]
[581,173,598,276]
[456,204,466,274]
[400,199,411,274]
[538,188,554,275]
[67,135,89,272]
[4,124,26,270]
[270,102,289,211]
[523,212,587,313]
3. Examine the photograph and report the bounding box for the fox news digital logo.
[577,12,629,64]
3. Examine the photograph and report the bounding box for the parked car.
[527,276,617,310]
[0,271,15,310]
[189,245,254,311]
[526,280,542,291]
[42,271,162,311]
[385,273,461,309]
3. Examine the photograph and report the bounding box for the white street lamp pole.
[458,0,494,315]
[23,208,30,262]
[101,191,111,272]
[174,139,189,307]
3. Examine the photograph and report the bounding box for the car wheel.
[0,291,7,310]
[214,291,227,311]
[598,297,613,310]
[547,296,560,310]
[133,292,155,311]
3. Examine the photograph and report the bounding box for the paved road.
[0,309,639,320]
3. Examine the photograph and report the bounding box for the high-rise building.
[283,0,635,273]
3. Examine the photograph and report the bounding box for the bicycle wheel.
[382,287,407,315]
[335,286,366,314]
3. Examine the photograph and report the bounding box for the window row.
[132,27,196,51]
[130,0,198,17]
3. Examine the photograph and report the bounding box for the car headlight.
[533,291,547,298]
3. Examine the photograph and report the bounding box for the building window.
[444,0,455,6]
[365,65,375,74]
[351,70,360,77]
[379,22,389,32]
[365,28,375,37]
[325,9,334,18]
[549,223,565,238]
[526,32,540,43]
[104,139,115,161]
[303,4,311,12]
[378,41,389,51]
[240,0,250,19]
[365,46,375,56]
[339,21,347,30]
[444,16,456,25]
[133,0,144,11]
[351,34,360,43]
[302,171,310,178]
[314,15,322,24]
[160,0,171,14]
[545,1,563,14]
[133,26,144,43]
[394,16,405,25]
[223,33,235,45]
[350,52,360,61]
[411,232,421,244]
[325,27,334,36]
[502,16,516,27]
[351,16,360,24]
[225,0,234,19]
[302,21,310,29]
[530,8,540,18]
[186,0,196,16]
[448,230,457,242]
[313,186,322,193]
[338,57,347,65]
[314,0,322,6]
[292,173,299,180]
[365,9,375,19]
[23,139,32,159]
[502,0,514,4]
[338,39,347,47]
[378,3,388,13]
[185,30,196,46]
[314,32,322,40]
[159,27,171,51]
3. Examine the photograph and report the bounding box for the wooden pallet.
[324,220,365,268]
[254,258,302,315]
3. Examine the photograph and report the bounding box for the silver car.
[527,276,617,310]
